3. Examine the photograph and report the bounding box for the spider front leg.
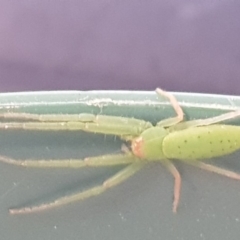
[9,162,145,214]
[0,113,153,140]
[0,87,184,137]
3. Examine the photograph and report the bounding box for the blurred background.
[0,0,239,95]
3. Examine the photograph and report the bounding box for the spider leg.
[0,153,139,168]
[0,113,152,139]
[9,162,145,214]
[171,110,240,131]
[186,161,240,180]
[155,88,184,127]
[162,160,181,213]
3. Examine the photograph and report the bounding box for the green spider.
[1,88,240,215]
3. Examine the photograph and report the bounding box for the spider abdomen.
[163,124,240,160]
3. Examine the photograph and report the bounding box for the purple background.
[0,1,240,94]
